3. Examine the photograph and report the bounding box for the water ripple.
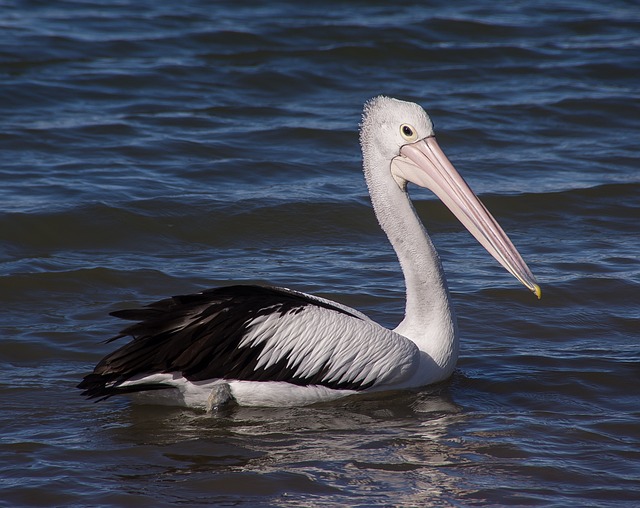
[1,1,639,506]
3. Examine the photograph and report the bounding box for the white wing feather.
[241,304,419,388]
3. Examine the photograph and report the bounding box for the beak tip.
[532,283,542,300]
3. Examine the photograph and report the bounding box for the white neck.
[363,159,459,374]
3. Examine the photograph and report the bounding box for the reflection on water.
[95,385,484,505]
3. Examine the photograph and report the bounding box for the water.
[1,1,639,506]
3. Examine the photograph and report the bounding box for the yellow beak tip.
[532,284,542,300]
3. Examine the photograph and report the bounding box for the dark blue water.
[1,1,639,506]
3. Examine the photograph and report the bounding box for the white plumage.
[79,97,539,409]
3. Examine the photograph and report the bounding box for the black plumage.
[78,284,370,400]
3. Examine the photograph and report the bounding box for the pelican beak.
[391,136,541,299]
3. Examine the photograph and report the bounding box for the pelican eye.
[400,123,418,142]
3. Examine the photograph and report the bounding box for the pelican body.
[78,97,539,409]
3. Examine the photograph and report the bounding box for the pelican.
[78,96,540,409]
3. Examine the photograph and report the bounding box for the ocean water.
[1,1,639,506]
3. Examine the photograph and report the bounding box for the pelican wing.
[78,285,419,400]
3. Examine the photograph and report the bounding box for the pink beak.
[391,136,541,298]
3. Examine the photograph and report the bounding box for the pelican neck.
[362,159,458,365]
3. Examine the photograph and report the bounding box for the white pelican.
[78,96,540,409]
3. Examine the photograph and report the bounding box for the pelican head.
[361,96,540,298]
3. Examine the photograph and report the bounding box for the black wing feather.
[78,285,367,400]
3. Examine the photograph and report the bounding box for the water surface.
[1,1,639,506]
